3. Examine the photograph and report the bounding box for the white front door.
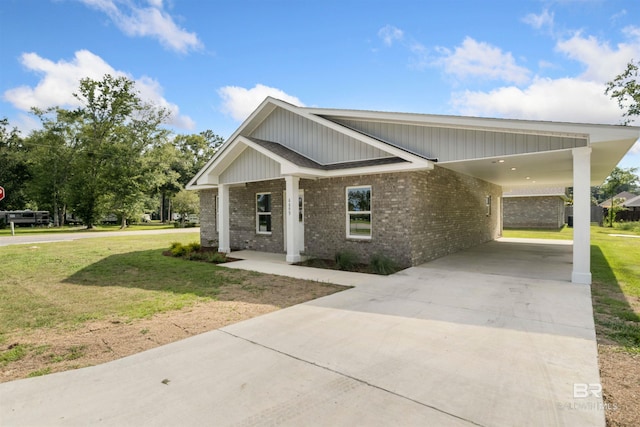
[283,190,304,252]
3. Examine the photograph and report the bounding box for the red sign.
[0,186,4,202]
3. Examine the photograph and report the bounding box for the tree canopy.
[1,74,224,228]
[606,60,640,125]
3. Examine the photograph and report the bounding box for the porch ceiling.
[438,136,637,192]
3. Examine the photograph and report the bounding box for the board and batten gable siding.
[250,107,393,165]
[330,118,588,162]
[219,147,281,184]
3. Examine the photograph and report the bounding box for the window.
[346,186,371,239]
[486,195,492,216]
[256,193,272,233]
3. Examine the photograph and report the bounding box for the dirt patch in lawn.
[0,275,348,383]
[598,345,640,426]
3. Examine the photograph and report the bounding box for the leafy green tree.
[601,166,639,226]
[27,108,81,226]
[606,60,640,125]
[172,189,200,225]
[153,130,224,222]
[68,74,170,228]
[0,118,31,210]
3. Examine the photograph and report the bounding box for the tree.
[0,118,31,210]
[601,166,639,226]
[606,60,640,125]
[154,130,224,222]
[27,108,81,226]
[172,189,200,225]
[68,74,170,228]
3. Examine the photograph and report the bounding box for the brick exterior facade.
[198,189,218,247]
[199,165,502,268]
[503,196,566,229]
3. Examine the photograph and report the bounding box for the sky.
[1,0,639,171]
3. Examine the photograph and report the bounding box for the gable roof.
[624,194,640,207]
[188,97,640,191]
[599,191,640,208]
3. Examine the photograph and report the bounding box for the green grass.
[0,231,246,340]
[504,224,640,352]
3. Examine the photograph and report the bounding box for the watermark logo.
[573,383,602,398]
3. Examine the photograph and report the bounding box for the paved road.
[0,227,199,246]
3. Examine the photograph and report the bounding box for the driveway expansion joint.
[219,329,486,427]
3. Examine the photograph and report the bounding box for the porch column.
[284,175,301,263]
[218,183,230,254]
[572,146,592,285]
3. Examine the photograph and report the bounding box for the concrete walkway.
[0,239,603,426]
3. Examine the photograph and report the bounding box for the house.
[187,97,639,284]
[598,191,638,208]
[599,191,640,222]
[624,194,640,211]
[503,187,568,229]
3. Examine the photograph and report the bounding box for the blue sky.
[1,0,639,170]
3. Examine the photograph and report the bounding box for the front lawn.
[0,233,346,382]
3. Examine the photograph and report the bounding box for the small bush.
[370,253,397,275]
[209,252,228,263]
[187,242,201,252]
[335,250,358,271]
[170,243,188,257]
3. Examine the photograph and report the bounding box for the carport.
[425,117,639,284]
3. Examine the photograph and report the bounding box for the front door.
[283,190,304,252]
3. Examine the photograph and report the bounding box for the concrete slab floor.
[0,239,604,426]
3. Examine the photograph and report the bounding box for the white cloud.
[378,25,404,47]
[556,31,640,81]
[78,0,202,54]
[2,50,194,129]
[218,84,305,122]
[449,30,640,125]
[523,9,554,31]
[452,77,621,123]
[435,37,531,85]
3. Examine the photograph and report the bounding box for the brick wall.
[229,180,285,252]
[198,167,502,267]
[407,167,502,265]
[199,189,217,248]
[302,174,413,267]
[503,196,565,229]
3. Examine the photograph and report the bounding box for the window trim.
[346,185,372,240]
[256,192,272,234]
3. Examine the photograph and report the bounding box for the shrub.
[209,252,227,263]
[187,242,201,252]
[170,242,188,257]
[370,253,397,275]
[335,250,358,271]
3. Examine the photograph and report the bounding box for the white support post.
[285,175,301,263]
[572,146,592,285]
[218,184,231,254]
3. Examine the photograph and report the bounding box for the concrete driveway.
[0,239,603,426]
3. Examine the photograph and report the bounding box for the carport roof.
[307,105,639,191]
